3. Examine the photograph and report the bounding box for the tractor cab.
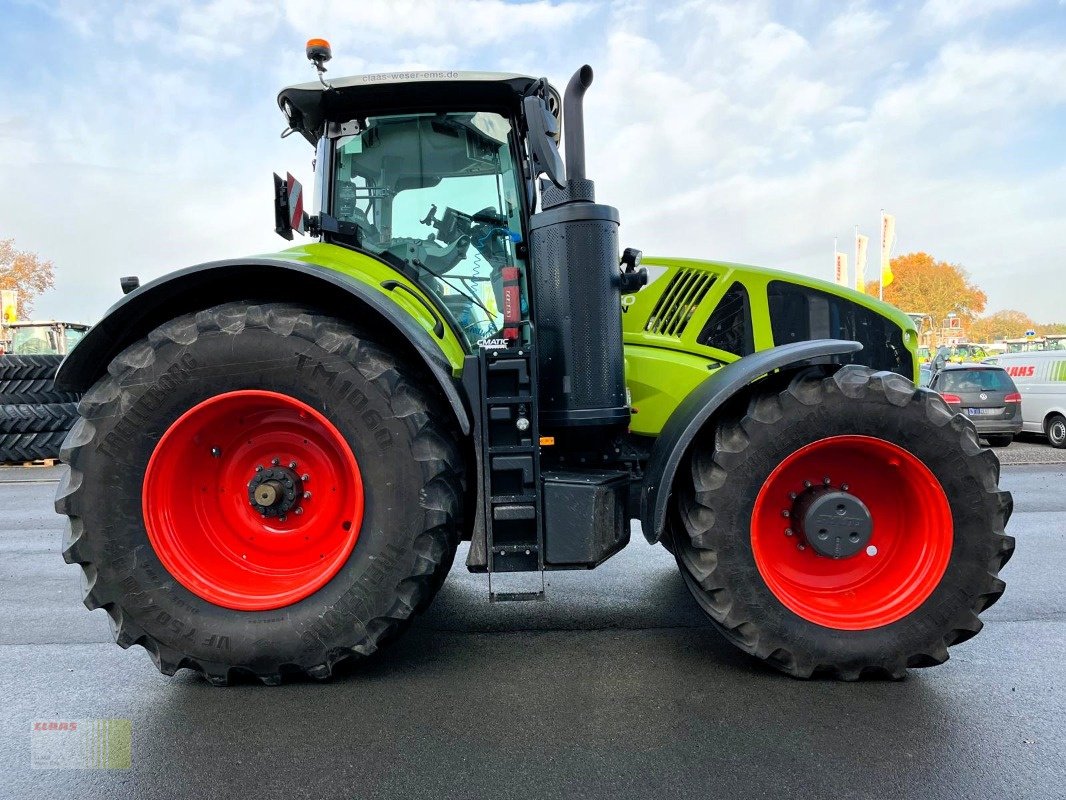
[277,70,564,345]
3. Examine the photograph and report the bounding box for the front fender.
[639,339,863,543]
[56,257,471,435]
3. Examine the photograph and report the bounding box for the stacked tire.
[0,355,81,463]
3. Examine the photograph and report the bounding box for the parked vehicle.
[983,351,1066,448]
[1003,335,1066,353]
[949,344,989,363]
[929,364,1022,447]
[0,321,90,356]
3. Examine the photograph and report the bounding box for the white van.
[983,351,1066,448]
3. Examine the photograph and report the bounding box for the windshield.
[330,112,525,344]
[938,369,1015,393]
[12,325,60,355]
[64,326,87,353]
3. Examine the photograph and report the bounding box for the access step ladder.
[476,344,545,602]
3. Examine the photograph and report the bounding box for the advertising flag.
[854,234,868,293]
[1,289,17,323]
[834,252,848,287]
[881,212,896,289]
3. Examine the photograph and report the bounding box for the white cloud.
[919,0,1031,28]
[3,0,1066,323]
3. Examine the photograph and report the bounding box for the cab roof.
[278,71,543,144]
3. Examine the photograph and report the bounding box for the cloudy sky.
[2,0,1064,322]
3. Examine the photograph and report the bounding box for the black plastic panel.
[543,470,629,567]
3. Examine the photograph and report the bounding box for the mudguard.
[56,258,471,435]
[639,339,863,543]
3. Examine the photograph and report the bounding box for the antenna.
[306,38,333,89]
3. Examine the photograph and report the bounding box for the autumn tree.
[0,238,55,318]
[865,252,986,327]
[968,310,1036,343]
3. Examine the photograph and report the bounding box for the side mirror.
[273,172,306,241]
[522,95,565,189]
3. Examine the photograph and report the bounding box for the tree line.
[865,251,1064,342]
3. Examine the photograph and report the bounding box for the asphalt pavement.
[1,458,1064,799]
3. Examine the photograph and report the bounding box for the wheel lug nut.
[789,492,797,500]
[797,544,806,551]
[255,465,263,472]
[301,474,310,482]
[289,461,297,469]
[210,447,221,458]
[823,477,831,485]
[279,515,287,522]
[803,480,812,489]
[294,507,304,516]
[272,458,280,466]
[785,528,793,536]
[841,483,849,491]
[781,510,790,518]
[303,491,312,500]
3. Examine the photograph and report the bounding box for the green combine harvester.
[55,42,1013,684]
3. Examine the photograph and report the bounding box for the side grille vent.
[644,269,716,338]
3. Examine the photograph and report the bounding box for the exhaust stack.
[563,65,593,182]
[528,64,629,430]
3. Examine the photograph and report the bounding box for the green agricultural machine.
[55,43,1013,684]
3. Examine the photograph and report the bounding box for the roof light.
[306,38,333,88]
[306,38,332,64]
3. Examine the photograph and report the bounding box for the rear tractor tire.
[673,365,1014,680]
[57,302,465,685]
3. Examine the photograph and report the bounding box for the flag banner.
[881,213,896,288]
[1,289,18,323]
[855,233,869,294]
[834,252,848,286]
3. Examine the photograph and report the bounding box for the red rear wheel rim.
[751,435,952,630]
[142,390,364,611]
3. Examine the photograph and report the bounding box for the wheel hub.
[794,488,873,559]
[142,390,363,611]
[751,435,954,630]
[247,463,304,518]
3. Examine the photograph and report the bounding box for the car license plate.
[967,408,1000,416]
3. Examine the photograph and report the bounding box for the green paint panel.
[622,256,919,436]
[257,242,468,374]
[625,345,713,437]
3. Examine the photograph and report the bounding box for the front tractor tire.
[673,366,1014,680]
[57,302,464,685]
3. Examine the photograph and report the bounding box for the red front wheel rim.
[142,390,364,611]
[751,435,953,630]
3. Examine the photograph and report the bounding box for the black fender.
[639,339,863,543]
[56,258,471,435]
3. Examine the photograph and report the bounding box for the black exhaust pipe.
[563,65,593,182]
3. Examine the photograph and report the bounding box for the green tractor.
[55,43,1013,684]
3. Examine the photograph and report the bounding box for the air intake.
[644,269,717,338]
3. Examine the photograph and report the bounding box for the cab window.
[330,112,524,345]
